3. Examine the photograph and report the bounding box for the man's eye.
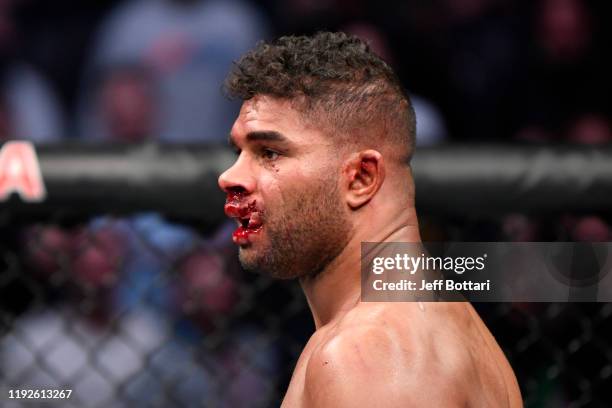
[262,149,279,161]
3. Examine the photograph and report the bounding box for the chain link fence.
[1,211,612,407]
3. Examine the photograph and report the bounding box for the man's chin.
[238,248,298,279]
[238,247,265,273]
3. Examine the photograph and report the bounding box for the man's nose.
[218,155,255,193]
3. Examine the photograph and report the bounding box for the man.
[219,32,522,407]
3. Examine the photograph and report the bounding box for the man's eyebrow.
[227,131,291,148]
[246,131,288,143]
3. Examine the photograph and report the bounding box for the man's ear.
[343,150,385,209]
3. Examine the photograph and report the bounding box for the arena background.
[1,0,611,406]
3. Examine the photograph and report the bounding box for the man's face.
[219,96,351,279]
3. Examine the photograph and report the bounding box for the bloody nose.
[224,190,244,218]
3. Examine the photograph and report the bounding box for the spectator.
[0,0,64,142]
[77,0,268,142]
[97,65,157,143]
[512,0,610,141]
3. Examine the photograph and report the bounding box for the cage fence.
[1,214,611,407]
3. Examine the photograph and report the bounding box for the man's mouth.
[224,192,263,245]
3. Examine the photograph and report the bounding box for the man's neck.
[300,219,421,329]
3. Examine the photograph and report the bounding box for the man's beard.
[238,176,351,280]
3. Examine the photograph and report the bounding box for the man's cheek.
[260,175,289,205]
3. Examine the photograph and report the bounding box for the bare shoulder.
[302,304,470,407]
[302,302,522,408]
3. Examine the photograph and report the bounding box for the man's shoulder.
[308,314,405,372]
[302,304,471,407]
[306,302,474,376]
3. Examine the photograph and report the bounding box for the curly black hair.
[224,31,416,163]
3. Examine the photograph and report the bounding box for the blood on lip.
[248,211,262,228]
[224,191,260,218]
[224,191,244,218]
[233,226,251,245]
[224,192,263,245]
[232,215,263,244]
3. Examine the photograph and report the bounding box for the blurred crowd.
[1,0,611,406]
[0,0,608,146]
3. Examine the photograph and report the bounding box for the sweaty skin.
[219,96,522,408]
